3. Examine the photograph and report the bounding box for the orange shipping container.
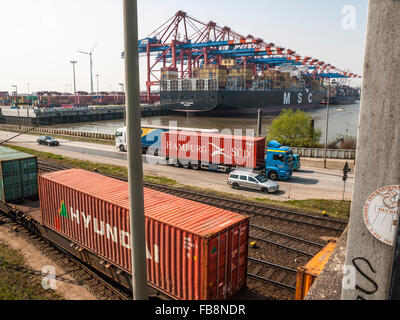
[295,241,337,300]
[39,169,249,300]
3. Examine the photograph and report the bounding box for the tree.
[267,109,322,147]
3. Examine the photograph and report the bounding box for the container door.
[21,158,38,199]
[207,222,248,300]
[2,160,22,202]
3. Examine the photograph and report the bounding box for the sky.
[0,0,368,94]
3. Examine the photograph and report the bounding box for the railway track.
[36,160,344,299]
[247,257,297,292]
[38,161,348,234]
[249,224,324,258]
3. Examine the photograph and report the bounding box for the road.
[0,130,354,201]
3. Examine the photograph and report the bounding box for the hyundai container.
[38,169,249,300]
[0,146,38,203]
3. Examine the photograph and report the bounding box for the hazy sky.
[0,0,368,94]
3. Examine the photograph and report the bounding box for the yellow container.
[295,241,337,300]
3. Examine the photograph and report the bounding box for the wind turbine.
[78,42,98,94]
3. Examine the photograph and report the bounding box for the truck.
[293,154,301,171]
[161,131,293,180]
[265,140,294,180]
[115,126,167,153]
[115,126,219,154]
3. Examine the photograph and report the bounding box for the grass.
[0,240,62,300]
[4,144,350,220]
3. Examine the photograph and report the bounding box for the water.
[51,102,360,143]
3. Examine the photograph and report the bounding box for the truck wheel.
[182,162,191,169]
[232,183,240,189]
[268,171,279,181]
[191,163,200,170]
[119,145,125,152]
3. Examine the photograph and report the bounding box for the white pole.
[123,0,147,300]
[323,79,330,168]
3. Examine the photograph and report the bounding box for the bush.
[267,109,322,148]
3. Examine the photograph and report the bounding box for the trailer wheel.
[191,163,200,170]
[182,162,191,169]
[268,171,279,181]
[174,160,180,167]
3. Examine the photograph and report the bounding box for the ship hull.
[160,90,325,116]
[320,95,359,105]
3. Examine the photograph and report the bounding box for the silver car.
[227,170,279,193]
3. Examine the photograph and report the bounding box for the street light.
[96,74,100,104]
[323,78,331,168]
[70,61,77,105]
[70,61,77,95]
[119,83,125,104]
[12,85,17,106]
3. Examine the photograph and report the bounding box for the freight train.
[0,145,249,300]
[116,126,294,181]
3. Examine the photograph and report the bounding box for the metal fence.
[291,147,356,159]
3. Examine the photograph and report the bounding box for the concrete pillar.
[341,0,400,300]
[123,0,147,300]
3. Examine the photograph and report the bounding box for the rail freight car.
[0,146,38,203]
[2,167,249,300]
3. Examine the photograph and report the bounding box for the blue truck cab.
[292,154,301,171]
[265,140,294,181]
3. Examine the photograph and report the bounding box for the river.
[51,102,360,143]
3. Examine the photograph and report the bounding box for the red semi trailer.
[161,130,266,173]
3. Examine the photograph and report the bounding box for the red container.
[161,131,266,169]
[38,169,249,300]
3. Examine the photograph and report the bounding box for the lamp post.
[12,85,17,106]
[119,83,125,104]
[96,74,100,104]
[323,78,331,169]
[70,61,77,104]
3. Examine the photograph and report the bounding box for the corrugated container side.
[295,241,337,300]
[161,131,265,169]
[38,169,249,300]
[0,146,38,203]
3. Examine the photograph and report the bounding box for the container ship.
[159,64,326,116]
[319,83,360,105]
